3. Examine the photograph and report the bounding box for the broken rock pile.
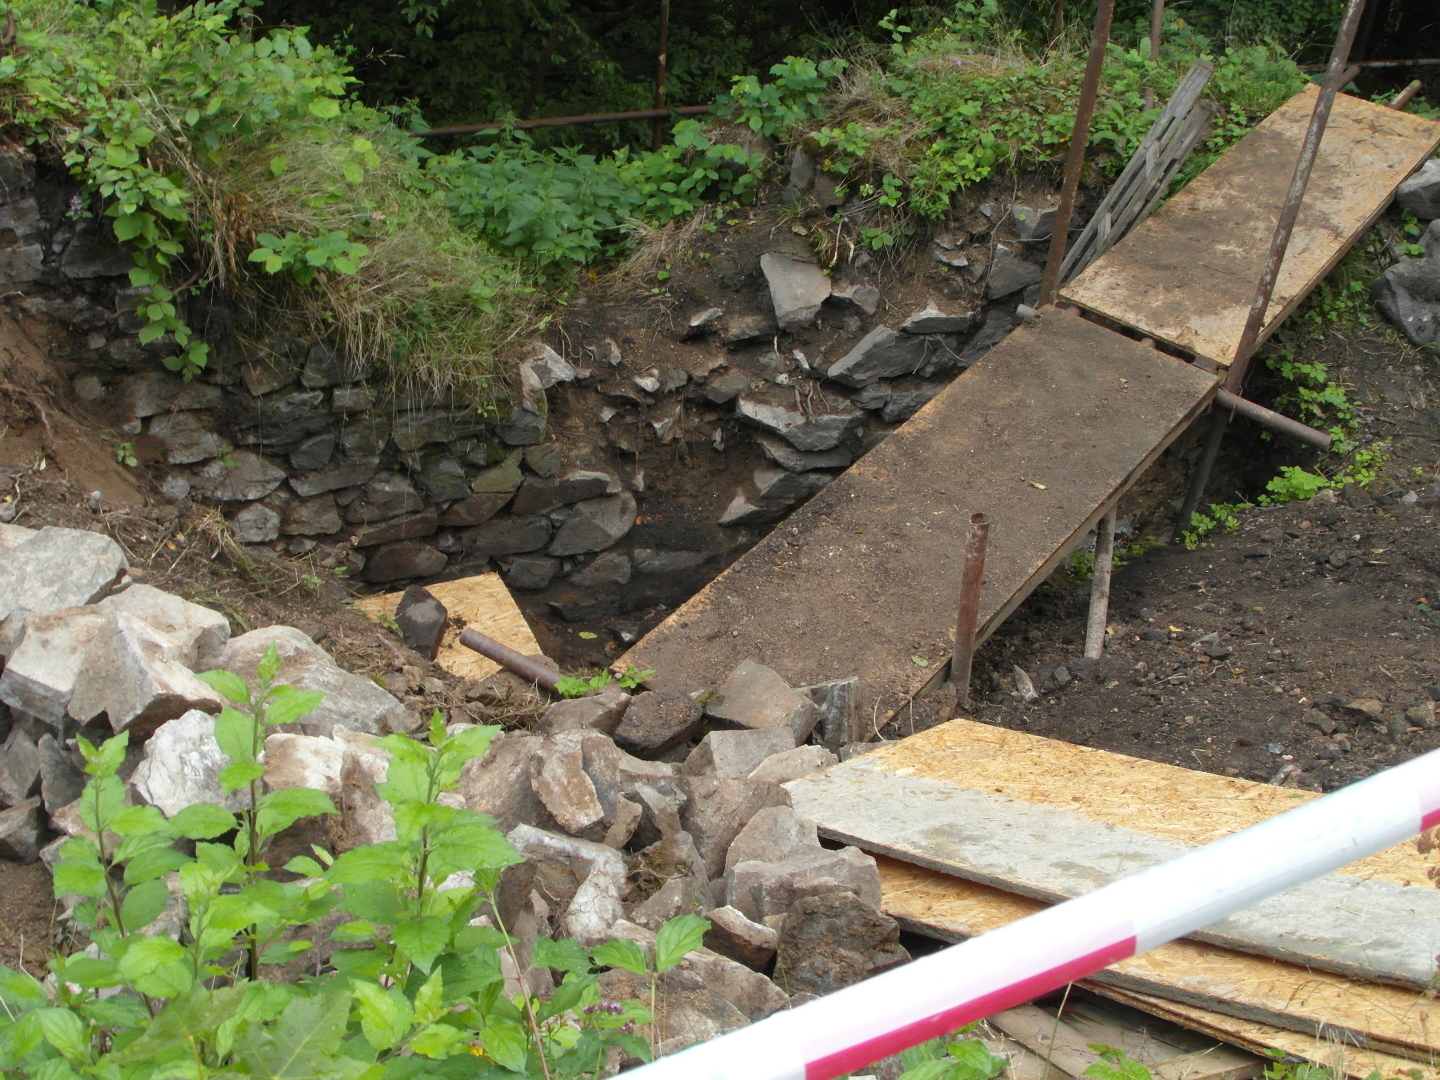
[1373,157,1440,347]
[0,524,903,1053]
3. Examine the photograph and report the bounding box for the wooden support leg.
[1084,508,1117,661]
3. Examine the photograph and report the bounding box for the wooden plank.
[1061,86,1440,367]
[788,721,1440,987]
[618,309,1216,725]
[876,857,1439,1062]
[1093,987,1438,1080]
[352,572,539,681]
[1058,998,1262,1080]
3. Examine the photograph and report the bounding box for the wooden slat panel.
[1061,87,1440,366]
[877,857,1439,1062]
[619,310,1215,724]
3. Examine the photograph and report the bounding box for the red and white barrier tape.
[629,744,1440,1080]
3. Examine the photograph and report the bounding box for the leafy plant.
[248,230,370,286]
[1085,1044,1155,1080]
[725,56,849,137]
[896,1029,1009,1080]
[1181,501,1247,549]
[616,666,653,690]
[555,669,615,699]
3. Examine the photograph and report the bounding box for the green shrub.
[0,644,711,1080]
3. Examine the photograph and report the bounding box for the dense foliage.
[0,645,711,1080]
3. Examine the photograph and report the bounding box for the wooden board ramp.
[786,719,1440,989]
[1062,85,1440,367]
[619,308,1216,719]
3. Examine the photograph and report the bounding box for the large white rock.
[129,710,249,816]
[0,526,126,622]
[0,607,110,725]
[507,823,627,945]
[68,614,225,736]
[263,732,344,799]
[95,584,230,666]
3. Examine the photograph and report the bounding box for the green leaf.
[577,631,598,639]
[52,860,107,898]
[110,804,168,837]
[532,937,592,976]
[110,986,246,1063]
[409,1022,466,1058]
[264,686,327,727]
[479,1021,529,1073]
[341,161,364,184]
[945,1038,1010,1080]
[590,938,647,976]
[256,787,336,839]
[54,956,120,990]
[237,989,356,1079]
[196,668,251,705]
[168,802,238,839]
[214,706,257,762]
[349,981,412,1052]
[412,969,445,1025]
[654,914,710,972]
[119,877,170,931]
[308,96,341,119]
[911,655,930,667]
[257,643,283,684]
[269,155,288,177]
[393,916,450,973]
[327,843,410,884]
[34,1008,88,1061]
[220,760,265,792]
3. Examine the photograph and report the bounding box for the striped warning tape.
[626,744,1440,1080]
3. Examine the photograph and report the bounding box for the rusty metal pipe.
[1174,405,1229,538]
[950,513,991,708]
[459,628,561,693]
[652,0,671,152]
[1084,508,1117,660]
[1038,0,1116,308]
[1143,0,1164,110]
[1215,389,1333,448]
[1390,80,1423,110]
[416,104,712,138]
[1225,0,1368,393]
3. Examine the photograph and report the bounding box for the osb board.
[877,858,1439,1061]
[1061,86,1440,367]
[352,573,539,681]
[789,721,1440,986]
[833,719,1435,885]
[1095,987,1437,1080]
[619,309,1215,725]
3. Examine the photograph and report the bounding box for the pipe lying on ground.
[1083,508,1116,660]
[458,628,561,693]
[623,742,1440,1080]
[948,512,991,708]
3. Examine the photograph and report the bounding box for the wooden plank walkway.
[1061,86,1440,367]
[785,719,1440,989]
[619,309,1215,717]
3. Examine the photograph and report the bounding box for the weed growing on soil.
[0,646,707,1079]
[894,1027,1008,1080]
[1181,501,1248,549]
[555,666,653,699]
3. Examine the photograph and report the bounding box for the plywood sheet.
[352,573,539,681]
[877,858,1439,1062]
[790,723,1440,987]
[619,309,1215,725]
[1061,86,1440,366]
[1095,988,1438,1080]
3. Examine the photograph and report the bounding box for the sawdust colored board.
[876,858,1439,1066]
[619,309,1215,722]
[1061,85,1440,367]
[787,719,1440,988]
[352,572,540,681]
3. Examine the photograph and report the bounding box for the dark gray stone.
[1371,256,1440,347]
[756,434,851,473]
[362,541,446,582]
[633,548,709,575]
[718,491,785,527]
[512,470,612,516]
[469,454,524,496]
[395,585,447,661]
[760,252,830,331]
[1011,204,1058,241]
[548,493,637,557]
[523,442,563,477]
[300,342,349,388]
[735,395,862,452]
[289,433,336,472]
[332,385,375,412]
[248,390,325,428]
[0,198,40,237]
[850,382,892,411]
[502,554,559,590]
[239,352,299,396]
[392,409,490,452]
[900,306,976,335]
[569,551,631,587]
[438,491,511,528]
[465,515,553,557]
[752,467,830,503]
[614,691,703,755]
[345,472,424,523]
[720,313,776,344]
[0,244,43,286]
[282,494,342,536]
[1398,158,1440,220]
[61,222,133,279]
[337,416,391,455]
[831,283,880,316]
[960,306,1018,363]
[547,591,620,622]
[526,345,578,388]
[826,327,932,387]
[148,412,233,465]
[0,150,36,197]
[773,890,909,995]
[118,371,223,420]
[232,502,281,543]
[289,456,379,497]
[986,244,1043,298]
[37,734,85,813]
[353,508,438,547]
[705,371,751,404]
[497,364,548,446]
[0,797,40,862]
[0,727,39,806]
[209,451,285,501]
[415,455,471,502]
[881,382,944,423]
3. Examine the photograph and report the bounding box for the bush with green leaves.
[0,643,711,1080]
